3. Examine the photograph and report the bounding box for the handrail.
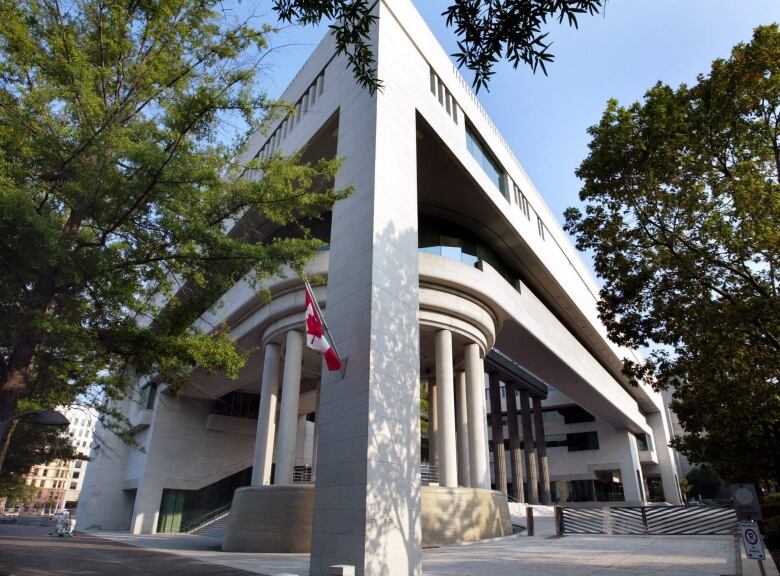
[420,463,439,485]
[181,503,231,534]
[293,465,315,483]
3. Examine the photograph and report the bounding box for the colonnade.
[251,324,552,504]
[425,329,551,503]
[425,330,491,489]
[251,329,311,486]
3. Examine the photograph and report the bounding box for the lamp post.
[0,410,70,473]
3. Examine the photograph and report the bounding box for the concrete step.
[190,511,230,539]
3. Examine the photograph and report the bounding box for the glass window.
[140,383,157,410]
[514,185,530,219]
[567,431,599,452]
[545,434,568,448]
[211,390,261,419]
[635,432,653,452]
[557,406,596,424]
[70,482,78,490]
[466,124,507,199]
[72,472,80,479]
[417,214,520,290]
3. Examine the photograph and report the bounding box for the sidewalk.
[91,530,309,575]
[93,526,739,576]
[0,524,256,576]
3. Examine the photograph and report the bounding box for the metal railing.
[420,463,439,485]
[293,466,315,483]
[557,505,738,536]
[182,503,231,534]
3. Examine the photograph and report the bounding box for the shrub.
[764,515,780,549]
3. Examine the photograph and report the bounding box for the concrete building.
[18,406,96,514]
[79,0,682,573]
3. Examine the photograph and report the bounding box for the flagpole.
[303,279,346,372]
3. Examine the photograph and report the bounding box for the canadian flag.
[304,282,342,371]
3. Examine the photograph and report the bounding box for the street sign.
[739,521,766,561]
[731,484,762,520]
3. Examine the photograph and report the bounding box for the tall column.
[488,373,507,494]
[465,343,489,489]
[454,371,470,487]
[251,342,281,485]
[274,330,304,485]
[434,330,457,487]
[532,396,551,504]
[505,383,524,502]
[647,412,682,504]
[427,381,438,467]
[520,389,539,504]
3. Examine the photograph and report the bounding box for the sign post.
[731,484,762,521]
[739,521,767,576]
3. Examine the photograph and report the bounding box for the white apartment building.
[19,406,96,514]
[79,1,682,574]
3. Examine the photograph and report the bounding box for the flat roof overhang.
[415,111,658,414]
[485,348,548,400]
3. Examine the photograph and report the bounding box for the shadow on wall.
[352,221,511,574]
[360,221,422,576]
[421,486,511,548]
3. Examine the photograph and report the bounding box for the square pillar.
[505,383,524,502]
[647,412,682,504]
[519,389,539,504]
[488,373,507,494]
[618,430,645,505]
[309,5,421,572]
[532,396,551,504]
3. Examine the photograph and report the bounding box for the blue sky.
[255,0,780,234]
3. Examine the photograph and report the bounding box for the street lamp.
[0,409,70,473]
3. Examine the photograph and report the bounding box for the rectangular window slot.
[466,123,508,199]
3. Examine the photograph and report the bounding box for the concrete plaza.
[89,523,739,576]
[2,517,760,576]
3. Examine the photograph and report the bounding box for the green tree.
[564,25,780,484]
[272,0,604,91]
[0,418,83,505]
[685,465,723,500]
[0,0,348,469]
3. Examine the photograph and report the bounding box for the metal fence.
[420,464,439,486]
[292,465,315,483]
[557,505,738,536]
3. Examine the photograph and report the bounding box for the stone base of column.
[223,485,314,552]
[421,486,511,548]
[222,485,511,552]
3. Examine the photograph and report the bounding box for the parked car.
[2,510,19,517]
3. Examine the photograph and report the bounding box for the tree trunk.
[0,419,19,474]
[0,340,38,471]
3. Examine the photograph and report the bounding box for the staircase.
[190,510,231,539]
